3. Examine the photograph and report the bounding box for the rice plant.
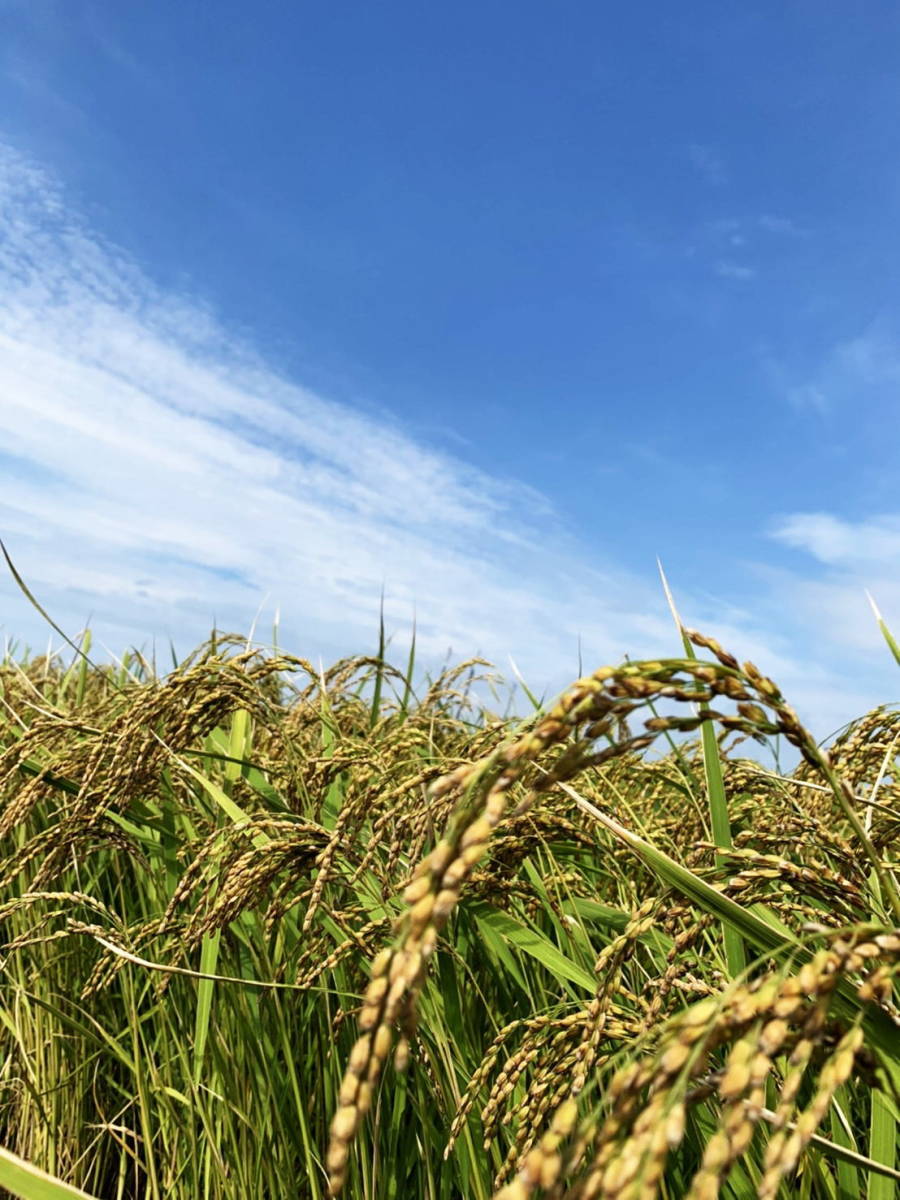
[0,619,897,1199]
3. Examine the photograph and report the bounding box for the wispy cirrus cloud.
[769,512,900,657]
[0,138,894,737]
[757,320,900,670]
[770,320,900,419]
[773,513,900,568]
[0,140,681,688]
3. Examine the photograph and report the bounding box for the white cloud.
[757,326,900,702]
[0,140,683,692]
[0,138,894,741]
[773,513,900,567]
[760,510,900,718]
[773,322,900,419]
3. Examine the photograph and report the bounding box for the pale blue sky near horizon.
[1,0,899,735]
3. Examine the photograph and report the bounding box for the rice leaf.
[659,561,746,977]
[0,1147,99,1200]
[867,591,900,669]
[868,1088,898,1200]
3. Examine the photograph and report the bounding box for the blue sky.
[1,0,899,733]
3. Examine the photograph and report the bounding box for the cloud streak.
[0,141,677,689]
[0,139,895,739]
[774,513,900,568]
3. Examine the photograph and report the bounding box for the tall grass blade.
[0,539,115,688]
[399,618,417,718]
[868,1086,898,1199]
[167,748,270,849]
[370,592,386,728]
[829,1089,862,1199]
[866,590,900,669]
[193,706,253,1083]
[658,560,746,976]
[193,929,222,1086]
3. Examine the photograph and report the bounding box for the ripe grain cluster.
[0,630,897,1199]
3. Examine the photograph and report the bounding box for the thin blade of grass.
[658,561,746,977]
[829,1089,862,1199]
[370,593,386,728]
[755,1106,900,1189]
[194,706,254,1084]
[867,591,900,669]
[164,746,270,849]
[868,1087,898,1199]
[399,618,417,718]
[507,655,544,712]
[469,903,598,994]
[193,929,222,1087]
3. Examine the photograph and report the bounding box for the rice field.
[0,616,898,1199]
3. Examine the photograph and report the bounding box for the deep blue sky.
[1,1,899,730]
